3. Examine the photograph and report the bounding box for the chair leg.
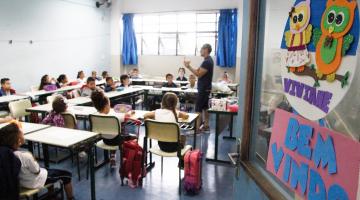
[86,152,90,180]
[76,154,81,181]
[37,142,41,159]
[94,146,98,164]
[161,156,163,176]
[179,160,182,195]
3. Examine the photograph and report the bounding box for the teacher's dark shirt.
[197,56,214,91]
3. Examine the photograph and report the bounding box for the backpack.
[119,140,145,188]
[184,149,202,195]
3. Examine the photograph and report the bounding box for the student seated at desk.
[104,77,116,92]
[77,71,86,84]
[91,71,102,81]
[91,91,130,167]
[39,74,56,90]
[0,122,75,200]
[218,71,232,84]
[120,74,131,88]
[0,78,16,96]
[176,67,188,82]
[42,96,67,127]
[102,71,109,80]
[162,74,177,88]
[186,74,197,89]
[144,92,188,153]
[80,77,101,97]
[56,74,69,88]
[129,68,142,79]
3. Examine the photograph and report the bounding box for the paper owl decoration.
[284,0,313,73]
[313,0,356,82]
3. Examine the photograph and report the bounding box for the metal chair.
[89,114,122,168]
[144,119,192,194]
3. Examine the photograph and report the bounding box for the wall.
[110,0,242,82]
[0,0,111,92]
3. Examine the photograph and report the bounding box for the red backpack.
[119,140,145,188]
[184,149,202,195]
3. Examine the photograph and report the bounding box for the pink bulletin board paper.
[266,109,360,200]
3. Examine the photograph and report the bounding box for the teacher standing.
[184,44,214,132]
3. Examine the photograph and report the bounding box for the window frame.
[134,11,219,56]
[237,0,293,199]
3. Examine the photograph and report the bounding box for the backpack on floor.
[119,140,145,188]
[184,149,202,195]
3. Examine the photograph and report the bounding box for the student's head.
[189,74,196,85]
[1,78,11,90]
[39,74,50,90]
[178,67,186,77]
[102,71,109,79]
[161,92,179,121]
[41,74,50,84]
[91,90,110,114]
[77,71,85,79]
[0,122,24,150]
[52,96,67,114]
[57,74,68,84]
[165,73,174,83]
[131,68,139,76]
[200,43,212,57]
[106,77,114,85]
[120,74,130,86]
[86,77,96,89]
[91,71,97,78]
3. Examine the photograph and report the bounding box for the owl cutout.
[284,0,312,73]
[313,0,356,82]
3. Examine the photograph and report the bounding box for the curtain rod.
[124,8,237,15]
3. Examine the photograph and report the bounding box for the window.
[134,11,218,56]
[248,0,360,198]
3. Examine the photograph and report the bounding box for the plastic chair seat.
[149,145,192,157]
[96,140,118,151]
[20,184,53,198]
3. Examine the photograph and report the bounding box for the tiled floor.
[37,116,237,200]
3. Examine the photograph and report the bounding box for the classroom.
[0,0,359,200]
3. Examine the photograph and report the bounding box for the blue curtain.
[122,14,138,65]
[216,9,238,68]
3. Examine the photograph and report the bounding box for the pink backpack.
[184,149,202,195]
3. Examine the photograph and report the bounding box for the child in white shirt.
[144,92,189,152]
[0,122,75,200]
[91,90,131,167]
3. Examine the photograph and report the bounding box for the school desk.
[23,80,106,100]
[130,85,234,110]
[206,109,238,164]
[0,122,50,134]
[0,94,30,104]
[24,127,99,200]
[130,78,239,88]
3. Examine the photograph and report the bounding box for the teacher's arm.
[184,61,208,78]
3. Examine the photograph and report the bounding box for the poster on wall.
[266,109,360,200]
[280,0,360,120]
